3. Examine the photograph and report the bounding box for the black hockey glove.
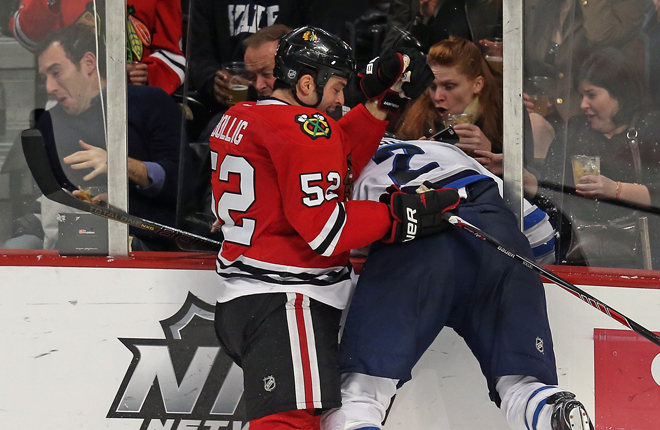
[360,49,434,114]
[380,186,460,243]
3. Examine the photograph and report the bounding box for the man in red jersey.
[209,26,457,430]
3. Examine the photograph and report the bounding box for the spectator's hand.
[575,174,618,200]
[127,62,148,86]
[419,0,439,24]
[478,39,503,57]
[214,70,233,105]
[453,123,492,154]
[473,150,503,176]
[211,219,222,233]
[523,93,535,113]
[62,140,108,181]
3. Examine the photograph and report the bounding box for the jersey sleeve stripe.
[150,50,186,83]
[12,13,37,50]
[309,203,347,257]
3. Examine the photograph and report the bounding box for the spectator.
[187,0,282,111]
[8,0,186,94]
[524,0,651,128]
[243,24,291,98]
[534,48,660,268]
[276,0,372,39]
[4,25,192,251]
[382,0,502,53]
[396,36,551,175]
[643,0,660,104]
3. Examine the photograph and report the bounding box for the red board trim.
[1,251,659,290]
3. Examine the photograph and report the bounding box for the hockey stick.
[443,211,660,348]
[21,129,221,251]
[537,180,660,216]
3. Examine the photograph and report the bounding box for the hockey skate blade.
[566,404,593,430]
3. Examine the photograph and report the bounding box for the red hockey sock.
[249,409,321,430]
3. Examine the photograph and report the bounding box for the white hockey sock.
[497,375,565,430]
[321,373,398,430]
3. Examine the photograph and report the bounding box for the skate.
[547,392,594,430]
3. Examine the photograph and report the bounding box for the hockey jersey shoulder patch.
[295,113,332,140]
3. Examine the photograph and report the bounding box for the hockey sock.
[321,373,398,430]
[250,409,320,430]
[497,375,565,430]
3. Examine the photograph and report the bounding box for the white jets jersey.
[353,138,557,263]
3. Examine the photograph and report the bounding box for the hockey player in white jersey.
[322,137,593,430]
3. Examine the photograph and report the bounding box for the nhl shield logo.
[536,337,544,354]
[295,113,332,139]
[263,375,276,392]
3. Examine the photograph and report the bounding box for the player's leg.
[215,292,342,429]
[330,231,466,430]
[497,375,593,430]
[321,373,398,430]
[449,181,593,430]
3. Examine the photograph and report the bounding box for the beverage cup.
[479,38,503,75]
[571,155,600,184]
[222,62,251,105]
[444,113,472,127]
[525,76,553,117]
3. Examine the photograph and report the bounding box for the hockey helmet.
[274,26,356,91]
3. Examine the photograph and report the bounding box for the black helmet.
[274,26,356,92]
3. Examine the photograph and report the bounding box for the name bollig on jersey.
[353,138,557,263]
[209,99,390,309]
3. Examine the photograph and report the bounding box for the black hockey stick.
[443,211,660,348]
[21,129,221,251]
[537,180,660,216]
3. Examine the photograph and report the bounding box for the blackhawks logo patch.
[302,30,318,42]
[295,113,332,139]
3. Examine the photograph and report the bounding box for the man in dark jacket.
[8,25,191,251]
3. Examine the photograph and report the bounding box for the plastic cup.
[444,113,472,127]
[525,76,554,117]
[222,62,251,105]
[479,38,503,75]
[571,155,600,184]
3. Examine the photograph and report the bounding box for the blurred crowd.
[0,0,659,269]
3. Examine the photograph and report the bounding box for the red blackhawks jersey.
[10,0,185,94]
[209,99,391,309]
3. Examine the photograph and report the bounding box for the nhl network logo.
[107,293,248,430]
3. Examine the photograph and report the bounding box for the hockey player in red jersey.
[209,25,458,430]
[9,0,186,94]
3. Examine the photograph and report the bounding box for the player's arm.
[141,0,186,94]
[9,0,61,51]
[275,141,460,255]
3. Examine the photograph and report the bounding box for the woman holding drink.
[396,37,502,159]
[534,48,660,268]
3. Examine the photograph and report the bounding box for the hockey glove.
[360,49,434,114]
[381,186,460,243]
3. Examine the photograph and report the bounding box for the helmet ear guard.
[274,26,356,105]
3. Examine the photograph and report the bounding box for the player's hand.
[453,123,492,155]
[360,49,433,114]
[62,140,108,181]
[380,185,460,243]
[473,150,503,176]
[127,62,148,86]
[214,70,233,105]
[575,174,617,199]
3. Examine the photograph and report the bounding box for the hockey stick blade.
[443,211,660,348]
[21,129,221,251]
